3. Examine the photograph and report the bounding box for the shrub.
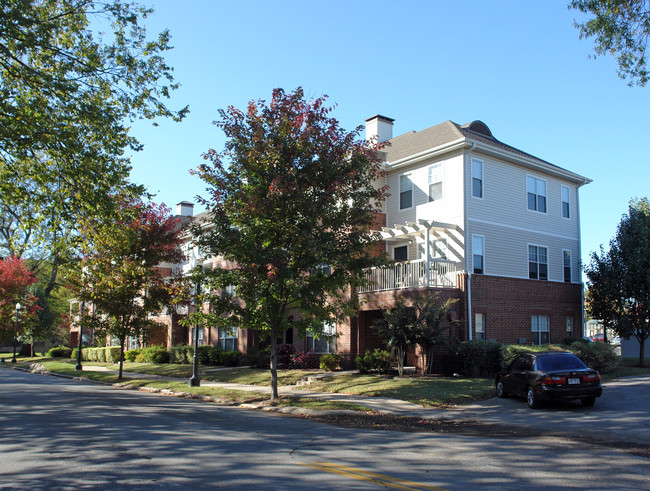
[290,350,319,369]
[46,345,72,358]
[244,347,270,368]
[500,343,565,367]
[124,348,142,362]
[355,349,393,374]
[276,344,295,367]
[562,336,588,346]
[319,353,342,371]
[139,346,170,364]
[106,347,122,363]
[169,345,193,364]
[457,340,502,378]
[96,347,106,362]
[71,347,79,361]
[197,345,222,366]
[220,350,242,367]
[568,341,619,373]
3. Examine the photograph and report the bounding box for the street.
[1,369,649,490]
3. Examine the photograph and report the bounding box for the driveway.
[436,374,650,446]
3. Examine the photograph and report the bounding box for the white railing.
[359,259,461,293]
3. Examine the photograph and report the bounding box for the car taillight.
[584,373,600,383]
[542,376,567,385]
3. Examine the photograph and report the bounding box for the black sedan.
[495,351,603,408]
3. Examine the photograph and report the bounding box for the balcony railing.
[359,259,461,293]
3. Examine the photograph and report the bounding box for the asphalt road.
[1,369,649,490]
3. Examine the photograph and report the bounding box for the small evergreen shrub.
[96,347,106,362]
[244,347,270,368]
[124,348,142,362]
[355,349,393,374]
[170,346,193,364]
[46,345,72,358]
[220,350,242,367]
[197,346,222,365]
[500,343,565,367]
[106,347,122,363]
[139,346,170,364]
[568,341,619,373]
[276,344,295,367]
[457,340,502,378]
[319,353,342,371]
[562,336,588,346]
[290,350,319,369]
[70,347,80,360]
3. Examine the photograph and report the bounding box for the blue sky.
[127,1,650,270]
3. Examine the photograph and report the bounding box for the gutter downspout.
[466,142,476,341]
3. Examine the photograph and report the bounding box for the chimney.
[176,201,194,217]
[365,115,394,143]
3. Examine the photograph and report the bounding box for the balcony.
[360,259,461,293]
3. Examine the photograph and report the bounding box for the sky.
[126,1,650,273]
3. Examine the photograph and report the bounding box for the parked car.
[592,333,605,342]
[495,352,603,409]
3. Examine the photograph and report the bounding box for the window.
[218,327,238,351]
[563,250,572,283]
[527,176,547,212]
[531,314,550,345]
[561,185,570,218]
[394,245,408,262]
[566,316,574,333]
[307,321,335,354]
[222,284,236,298]
[432,238,448,260]
[471,159,483,198]
[528,245,548,280]
[473,235,484,274]
[475,313,485,340]
[399,174,413,209]
[428,164,443,201]
[192,327,204,344]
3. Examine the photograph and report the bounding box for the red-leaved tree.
[0,256,40,344]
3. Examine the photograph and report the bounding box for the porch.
[360,258,461,292]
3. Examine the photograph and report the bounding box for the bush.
[568,341,619,373]
[71,347,80,361]
[290,350,319,369]
[276,344,295,367]
[355,349,393,374]
[220,350,242,367]
[319,353,342,371]
[106,347,122,363]
[139,346,170,364]
[124,348,142,362]
[457,340,502,378]
[562,336,588,346]
[244,347,270,368]
[500,344,565,367]
[169,345,193,364]
[46,345,72,358]
[197,345,222,366]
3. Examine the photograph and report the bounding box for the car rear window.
[537,355,586,371]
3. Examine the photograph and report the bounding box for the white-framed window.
[399,174,413,210]
[471,159,483,198]
[418,238,448,260]
[428,163,443,202]
[127,336,140,351]
[561,185,570,218]
[472,235,484,274]
[527,176,547,213]
[475,313,485,340]
[563,250,572,283]
[394,245,408,262]
[566,315,574,333]
[218,327,238,351]
[192,327,204,344]
[307,321,335,354]
[531,314,550,345]
[528,245,548,280]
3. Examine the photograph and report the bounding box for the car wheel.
[581,397,596,407]
[496,380,507,398]
[527,387,540,409]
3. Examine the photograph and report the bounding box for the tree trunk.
[639,337,646,368]
[43,257,59,299]
[396,346,404,376]
[118,337,125,380]
[270,325,278,400]
[30,343,34,357]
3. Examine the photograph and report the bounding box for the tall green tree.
[585,197,650,366]
[373,298,418,377]
[192,87,387,399]
[414,294,459,375]
[570,0,650,86]
[69,198,184,378]
[0,0,187,300]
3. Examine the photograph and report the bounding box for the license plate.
[568,377,580,385]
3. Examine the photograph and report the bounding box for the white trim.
[471,158,484,200]
[399,173,414,211]
[562,248,572,283]
[472,234,485,274]
[387,138,466,171]
[526,174,548,214]
[467,217,579,241]
[393,243,409,261]
[527,243,549,281]
[561,185,570,219]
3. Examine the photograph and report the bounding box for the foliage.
[0,256,40,343]
[0,0,187,302]
[220,350,242,367]
[124,349,142,362]
[197,345,223,366]
[372,297,418,376]
[320,353,342,371]
[68,198,184,378]
[275,344,296,368]
[355,349,393,374]
[169,345,193,364]
[290,350,319,369]
[500,344,566,366]
[585,197,650,366]
[243,347,271,368]
[457,340,502,378]
[45,345,72,358]
[413,294,460,374]
[567,341,619,373]
[135,346,170,364]
[191,87,387,399]
[570,0,650,86]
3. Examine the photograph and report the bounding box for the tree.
[192,87,387,399]
[372,298,418,377]
[0,256,40,344]
[0,0,187,302]
[69,198,184,378]
[413,294,459,375]
[570,0,650,86]
[585,197,650,366]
